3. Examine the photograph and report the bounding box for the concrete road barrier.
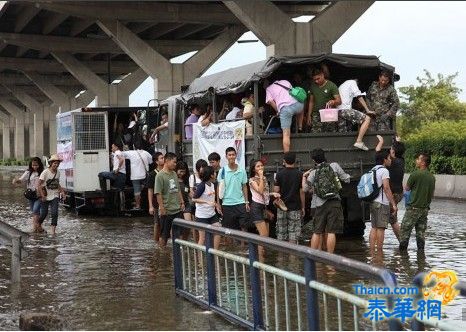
[404,174,466,200]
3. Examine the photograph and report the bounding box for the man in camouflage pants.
[399,153,436,251]
[366,71,400,131]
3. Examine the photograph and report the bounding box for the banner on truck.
[192,121,246,169]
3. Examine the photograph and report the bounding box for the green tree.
[397,70,466,136]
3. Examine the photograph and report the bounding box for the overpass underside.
[0,0,374,159]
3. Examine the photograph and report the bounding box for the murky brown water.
[1,169,465,330]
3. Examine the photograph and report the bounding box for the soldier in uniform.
[399,153,436,251]
[366,71,400,131]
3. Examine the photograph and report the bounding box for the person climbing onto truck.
[98,142,126,192]
[337,79,376,151]
[265,80,304,153]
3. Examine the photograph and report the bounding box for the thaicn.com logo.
[353,270,460,322]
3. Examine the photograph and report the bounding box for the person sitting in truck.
[198,104,213,127]
[122,146,153,210]
[98,142,126,192]
[184,104,201,139]
[265,80,304,153]
[336,79,376,151]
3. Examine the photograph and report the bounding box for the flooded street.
[1,170,465,330]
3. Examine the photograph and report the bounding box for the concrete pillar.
[44,105,58,155]
[6,90,44,157]
[97,19,243,99]
[0,111,11,159]
[27,111,34,157]
[52,52,130,107]
[223,0,374,56]
[0,99,25,160]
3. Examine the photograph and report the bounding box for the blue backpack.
[357,166,386,202]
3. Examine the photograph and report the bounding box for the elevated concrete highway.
[0,0,373,158]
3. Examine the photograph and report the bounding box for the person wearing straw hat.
[38,154,65,235]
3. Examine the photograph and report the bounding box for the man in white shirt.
[98,142,126,191]
[337,79,376,151]
[121,148,153,210]
[369,149,398,253]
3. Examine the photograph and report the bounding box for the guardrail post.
[205,232,217,306]
[248,242,264,330]
[304,258,319,330]
[172,220,183,290]
[11,236,21,283]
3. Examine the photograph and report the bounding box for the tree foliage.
[397,70,466,136]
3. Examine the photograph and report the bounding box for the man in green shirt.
[399,153,436,252]
[155,152,185,247]
[307,67,341,133]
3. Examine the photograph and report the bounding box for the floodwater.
[1,169,465,330]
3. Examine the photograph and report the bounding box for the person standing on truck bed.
[307,67,341,133]
[122,147,153,210]
[366,71,400,131]
[154,152,185,248]
[265,79,304,153]
[148,152,164,242]
[184,104,202,140]
[98,142,126,192]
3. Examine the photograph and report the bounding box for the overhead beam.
[15,5,41,32]
[148,23,185,39]
[70,18,94,36]
[0,32,210,55]
[23,72,72,107]
[0,72,81,86]
[34,2,328,23]
[0,57,138,74]
[172,24,212,40]
[96,20,171,79]
[42,12,68,35]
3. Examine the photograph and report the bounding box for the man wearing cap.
[38,154,65,235]
[336,79,375,151]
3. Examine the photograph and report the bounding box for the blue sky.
[129,1,466,106]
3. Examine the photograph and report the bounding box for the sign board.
[192,121,246,169]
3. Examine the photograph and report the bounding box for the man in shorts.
[273,152,304,244]
[369,150,398,253]
[154,152,185,247]
[303,149,350,253]
[217,147,249,230]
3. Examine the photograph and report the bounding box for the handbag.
[274,82,308,103]
[24,188,37,200]
[136,150,150,187]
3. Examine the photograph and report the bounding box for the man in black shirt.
[273,152,305,243]
[148,152,165,242]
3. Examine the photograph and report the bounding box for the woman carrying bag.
[12,157,44,233]
[38,154,65,235]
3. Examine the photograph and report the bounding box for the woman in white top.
[249,159,280,261]
[12,157,44,232]
[192,166,221,250]
[38,154,65,235]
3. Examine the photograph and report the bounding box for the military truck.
[159,54,399,236]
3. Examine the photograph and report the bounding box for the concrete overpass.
[0,0,374,159]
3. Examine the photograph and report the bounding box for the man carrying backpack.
[367,150,398,253]
[303,148,350,253]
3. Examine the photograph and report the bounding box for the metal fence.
[172,218,402,331]
[0,221,28,283]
